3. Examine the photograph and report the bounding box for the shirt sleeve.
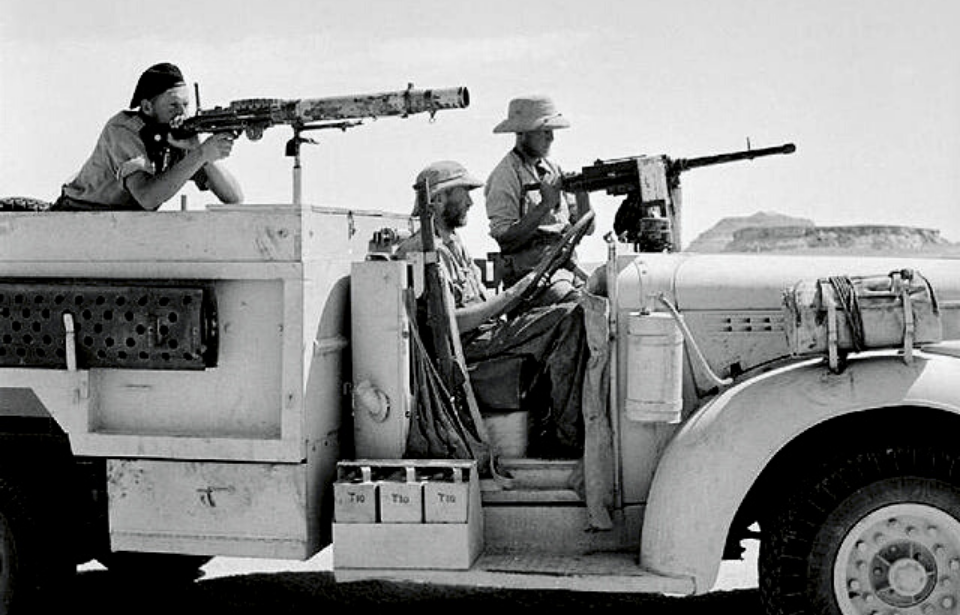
[459,240,489,303]
[484,158,523,240]
[104,122,155,181]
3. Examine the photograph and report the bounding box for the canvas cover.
[782,268,942,365]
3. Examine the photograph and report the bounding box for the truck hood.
[617,251,960,313]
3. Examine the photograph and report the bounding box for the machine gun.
[172,84,469,141]
[529,142,795,252]
[172,84,470,205]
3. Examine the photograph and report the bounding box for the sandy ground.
[75,541,761,613]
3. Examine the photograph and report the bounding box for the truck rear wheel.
[0,498,17,615]
[0,477,71,614]
[760,446,960,614]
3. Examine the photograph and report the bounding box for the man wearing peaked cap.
[397,160,589,460]
[485,95,594,306]
[53,62,242,211]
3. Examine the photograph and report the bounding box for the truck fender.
[638,351,960,593]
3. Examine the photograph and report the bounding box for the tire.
[98,552,212,582]
[760,445,960,615]
[0,478,72,614]
[0,501,19,615]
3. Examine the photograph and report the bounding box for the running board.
[334,550,695,595]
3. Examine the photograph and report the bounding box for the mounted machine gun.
[172,83,470,205]
[529,142,795,251]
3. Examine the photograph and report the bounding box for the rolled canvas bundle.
[782,268,942,370]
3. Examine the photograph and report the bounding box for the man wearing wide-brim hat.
[484,95,594,306]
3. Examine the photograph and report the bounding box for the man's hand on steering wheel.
[520,210,596,303]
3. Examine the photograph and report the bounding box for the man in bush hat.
[397,160,588,459]
[53,62,242,211]
[485,95,594,305]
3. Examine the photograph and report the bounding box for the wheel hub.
[869,541,937,606]
[834,504,960,614]
[888,556,930,596]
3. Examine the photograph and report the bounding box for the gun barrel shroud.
[294,86,469,122]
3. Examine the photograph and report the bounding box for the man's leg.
[533,305,587,457]
[464,303,588,458]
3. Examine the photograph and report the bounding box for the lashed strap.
[819,279,841,373]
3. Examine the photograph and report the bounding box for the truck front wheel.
[760,446,960,615]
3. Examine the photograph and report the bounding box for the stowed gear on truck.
[3,84,960,615]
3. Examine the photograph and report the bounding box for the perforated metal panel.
[0,281,218,370]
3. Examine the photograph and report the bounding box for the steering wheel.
[522,210,595,301]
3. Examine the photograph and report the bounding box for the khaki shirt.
[60,111,207,210]
[484,148,572,245]
[396,228,487,309]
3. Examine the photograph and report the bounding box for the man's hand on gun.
[165,129,236,163]
[537,170,563,213]
[197,133,236,163]
[166,112,237,162]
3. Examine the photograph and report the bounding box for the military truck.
[3,98,960,615]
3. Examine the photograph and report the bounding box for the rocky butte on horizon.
[685,210,959,255]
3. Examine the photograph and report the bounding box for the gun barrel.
[673,142,795,172]
[292,86,469,123]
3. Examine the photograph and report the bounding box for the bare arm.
[454,271,536,333]
[126,133,239,210]
[202,159,243,204]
